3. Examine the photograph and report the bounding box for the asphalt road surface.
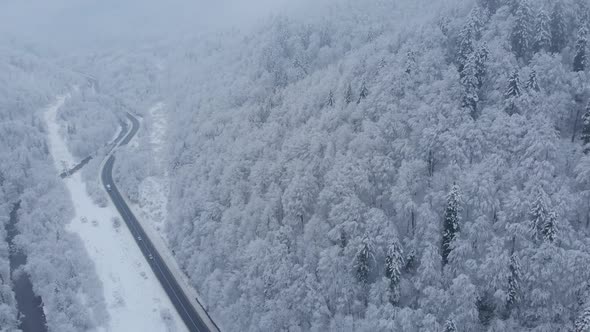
[101,113,214,332]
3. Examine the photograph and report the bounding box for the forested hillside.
[0,44,108,332]
[156,0,590,330]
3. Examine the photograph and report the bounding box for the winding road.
[101,112,218,332]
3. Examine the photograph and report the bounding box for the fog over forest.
[2,0,590,331]
[0,0,306,50]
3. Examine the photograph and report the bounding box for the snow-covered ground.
[44,95,187,332]
[133,102,169,237]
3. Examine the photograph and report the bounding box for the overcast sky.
[0,0,298,51]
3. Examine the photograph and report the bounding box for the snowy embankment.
[124,103,219,331]
[44,95,187,332]
[133,102,169,236]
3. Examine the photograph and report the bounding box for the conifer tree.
[327,90,334,107]
[511,0,534,60]
[385,240,404,304]
[574,26,588,72]
[505,70,521,99]
[581,103,590,152]
[357,82,368,104]
[505,70,521,115]
[534,9,552,53]
[542,210,558,243]
[478,0,500,15]
[474,43,489,89]
[576,306,590,332]
[506,253,521,315]
[461,55,480,119]
[442,184,461,266]
[477,291,496,326]
[355,237,373,285]
[457,22,476,74]
[528,190,558,243]
[443,319,457,332]
[344,83,354,105]
[525,70,540,92]
[550,1,567,53]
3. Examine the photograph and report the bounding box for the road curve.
[101,113,216,332]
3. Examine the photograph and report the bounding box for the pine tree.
[357,82,368,104]
[506,253,521,315]
[574,26,588,72]
[511,0,534,60]
[550,1,567,53]
[528,189,558,243]
[542,210,558,243]
[327,90,335,107]
[525,70,540,92]
[478,0,500,15]
[576,306,590,332]
[385,240,404,304]
[534,9,552,53]
[355,236,373,285]
[461,55,480,119]
[505,70,521,98]
[442,184,461,266]
[476,291,496,326]
[344,83,354,105]
[505,70,521,115]
[474,43,489,89]
[457,21,476,74]
[581,103,590,152]
[443,319,457,332]
[506,0,519,15]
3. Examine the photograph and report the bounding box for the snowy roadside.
[121,103,220,332]
[131,103,169,238]
[44,95,187,332]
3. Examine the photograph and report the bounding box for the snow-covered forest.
[3,0,590,331]
[156,0,590,330]
[0,44,108,331]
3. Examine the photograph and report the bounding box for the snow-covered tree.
[457,20,476,74]
[550,1,568,53]
[344,83,354,105]
[525,70,540,92]
[327,90,335,107]
[355,236,374,286]
[534,9,552,53]
[574,26,588,72]
[529,188,553,242]
[478,0,500,15]
[461,55,480,119]
[511,0,534,60]
[582,103,590,152]
[443,319,457,332]
[357,81,368,104]
[541,210,558,243]
[506,253,521,316]
[474,43,489,89]
[505,70,521,99]
[505,70,521,114]
[442,184,461,267]
[576,306,590,332]
[385,240,404,304]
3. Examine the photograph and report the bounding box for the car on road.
[106,184,112,191]
[148,254,154,260]
[137,236,142,241]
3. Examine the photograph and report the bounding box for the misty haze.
[1,0,590,331]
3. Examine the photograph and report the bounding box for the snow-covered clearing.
[44,95,187,332]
